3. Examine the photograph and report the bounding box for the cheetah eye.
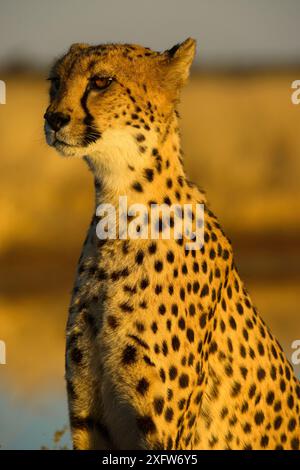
[90,76,114,91]
[47,76,60,92]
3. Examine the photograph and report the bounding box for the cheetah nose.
[44,111,70,132]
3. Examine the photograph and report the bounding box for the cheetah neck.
[84,112,186,208]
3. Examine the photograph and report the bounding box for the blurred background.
[0,0,300,449]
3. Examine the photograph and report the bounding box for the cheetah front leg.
[66,378,113,450]
[65,322,114,450]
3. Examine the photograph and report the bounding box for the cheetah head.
[44,39,196,160]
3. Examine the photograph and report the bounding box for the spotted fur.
[44,39,300,450]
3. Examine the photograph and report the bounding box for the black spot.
[122,345,137,365]
[162,340,168,356]
[165,407,174,422]
[231,381,241,397]
[201,261,208,274]
[200,313,207,329]
[227,286,232,299]
[187,328,194,343]
[169,366,178,380]
[225,364,233,377]
[243,423,252,434]
[285,366,291,381]
[287,394,294,410]
[193,262,199,273]
[241,402,249,413]
[160,368,166,382]
[242,328,249,341]
[266,391,275,405]
[136,415,156,434]
[178,317,185,330]
[280,379,286,393]
[167,436,173,450]
[155,284,162,295]
[193,281,200,294]
[171,335,180,351]
[144,168,154,182]
[182,264,188,275]
[158,304,166,315]
[119,301,134,313]
[227,338,233,353]
[171,304,178,316]
[97,268,108,281]
[254,411,265,426]
[128,334,149,350]
[135,250,144,264]
[180,287,185,301]
[154,260,163,272]
[148,242,157,254]
[291,437,299,450]
[143,355,155,366]
[288,418,296,432]
[189,303,196,316]
[240,344,246,358]
[260,435,269,448]
[274,416,282,430]
[135,322,145,333]
[166,178,173,188]
[240,366,248,379]
[137,378,150,395]
[236,303,244,315]
[220,320,226,333]
[257,367,266,381]
[274,401,282,412]
[153,397,164,415]
[229,316,237,330]
[179,373,189,388]
[249,384,256,399]
[257,341,265,356]
[107,315,118,329]
[132,181,143,192]
[200,284,209,297]
[140,278,149,289]
[178,399,186,410]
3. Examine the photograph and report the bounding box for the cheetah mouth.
[44,123,81,149]
[54,138,78,148]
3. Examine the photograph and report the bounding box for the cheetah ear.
[69,43,89,53]
[161,38,196,89]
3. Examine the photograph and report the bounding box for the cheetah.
[44,39,300,450]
